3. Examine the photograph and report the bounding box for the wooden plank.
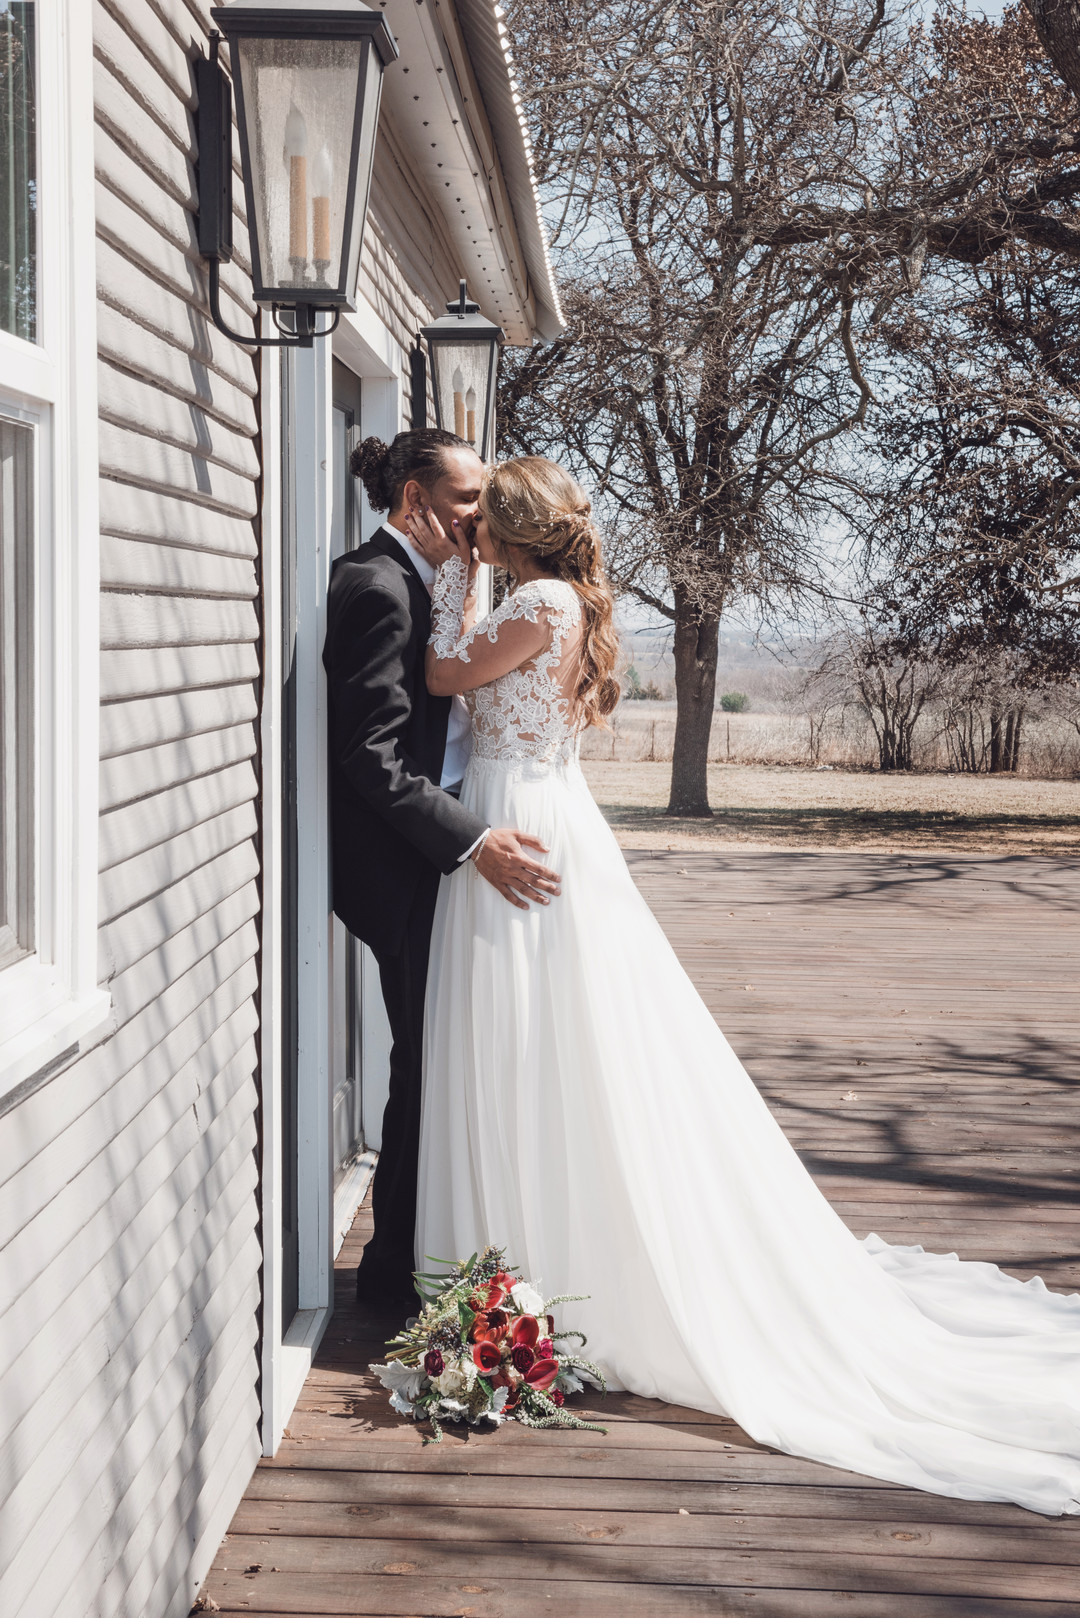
[208,1601,1080,1618]
[199,1594,1080,1618]
[242,1468,1047,1528]
[206,1537,1080,1600]
[227,1500,1080,1566]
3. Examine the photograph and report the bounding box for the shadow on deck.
[199,849,1080,1617]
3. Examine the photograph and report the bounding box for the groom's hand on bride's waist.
[471,829,561,908]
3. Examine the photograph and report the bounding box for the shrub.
[720,691,750,713]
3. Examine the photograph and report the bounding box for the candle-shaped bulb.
[452,367,466,439]
[465,386,477,447]
[311,146,332,194]
[311,147,332,266]
[286,105,308,266]
[284,105,308,158]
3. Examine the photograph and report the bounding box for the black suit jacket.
[322,527,487,956]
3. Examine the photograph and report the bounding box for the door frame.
[258,298,403,1455]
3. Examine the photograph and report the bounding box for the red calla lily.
[512,1315,539,1349]
[524,1358,560,1391]
[472,1340,501,1373]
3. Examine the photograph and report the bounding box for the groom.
[323,427,560,1308]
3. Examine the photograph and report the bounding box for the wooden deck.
[200,850,1080,1617]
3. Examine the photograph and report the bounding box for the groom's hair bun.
[350,428,473,512]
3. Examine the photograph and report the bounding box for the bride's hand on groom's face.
[474,829,561,909]
[405,505,476,578]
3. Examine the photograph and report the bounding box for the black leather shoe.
[355,1266,419,1311]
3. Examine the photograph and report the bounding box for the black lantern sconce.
[418,282,504,457]
[197,0,397,348]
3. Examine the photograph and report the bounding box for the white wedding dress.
[416,559,1080,1515]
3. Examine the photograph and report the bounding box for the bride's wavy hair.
[479,457,620,728]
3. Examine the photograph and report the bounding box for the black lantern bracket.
[196,36,328,348]
[196,0,397,350]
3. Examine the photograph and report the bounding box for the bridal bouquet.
[370,1245,607,1442]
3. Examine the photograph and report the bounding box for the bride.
[403,454,1080,1517]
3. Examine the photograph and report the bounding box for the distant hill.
[619,615,822,710]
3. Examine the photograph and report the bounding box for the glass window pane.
[0,1,36,343]
[0,414,34,970]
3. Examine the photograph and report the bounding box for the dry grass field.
[583,699,1080,779]
[584,760,1080,853]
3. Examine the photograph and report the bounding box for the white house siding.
[0,0,263,1612]
[360,119,476,417]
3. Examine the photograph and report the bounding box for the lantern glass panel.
[235,33,365,300]
[429,340,498,458]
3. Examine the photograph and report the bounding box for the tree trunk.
[1005,709,1024,772]
[1024,0,1080,100]
[989,711,1004,772]
[668,594,720,816]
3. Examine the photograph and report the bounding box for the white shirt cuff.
[458,828,490,864]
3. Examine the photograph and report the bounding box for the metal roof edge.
[445,0,564,341]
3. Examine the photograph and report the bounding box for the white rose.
[432,1359,475,1400]
[510,1281,546,1316]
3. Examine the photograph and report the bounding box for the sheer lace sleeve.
[429,555,473,661]
[427,561,556,698]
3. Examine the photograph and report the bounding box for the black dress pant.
[357,872,439,1293]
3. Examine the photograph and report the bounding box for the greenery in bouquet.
[370,1245,608,1442]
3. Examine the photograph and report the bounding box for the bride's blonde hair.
[480,457,620,727]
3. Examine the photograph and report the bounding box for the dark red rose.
[524,1358,560,1391]
[510,1343,535,1374]
[486,1307,509,1341]
[536,1338,555,1360]
[472,1340,501,1373]
[511,1315,539,1349]
[423,1348,444,1378]
[550,1389,565,1407]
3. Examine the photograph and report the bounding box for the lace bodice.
[429,556,584,765]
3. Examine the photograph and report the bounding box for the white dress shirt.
[384,523,487,864]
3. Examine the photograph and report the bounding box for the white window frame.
[0,0,110,1101]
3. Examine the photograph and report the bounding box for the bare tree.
[1024,0,1080,100]
[503,0,1080,812]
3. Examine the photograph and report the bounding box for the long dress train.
[416,558,1080,1516]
